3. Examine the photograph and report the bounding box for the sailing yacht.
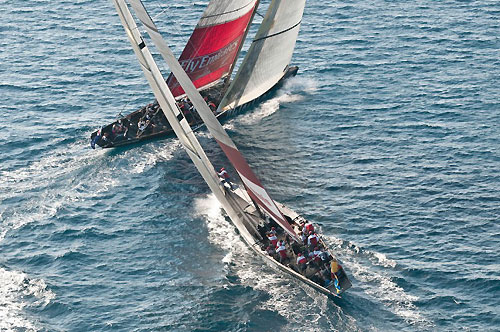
[90,0,298,149]
[111,0,352,297]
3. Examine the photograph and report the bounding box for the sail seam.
[252,20,302,43]
[201,0,255,20]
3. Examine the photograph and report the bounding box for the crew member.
[309,247,323,267]
[330,260,343,280]
[112,121,127,140]
[266,246,276,258]
[299,231,307,245]
[304,221,314,233]
[91,129,102,149]
[218,167,233,189]
[296,252,307,272]
[268,233,278,248]
[276,242,288,263]
[307,231,318,249]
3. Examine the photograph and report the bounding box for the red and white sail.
[112,0,265,244]
[166,0,258,97]
[128,0,300,242]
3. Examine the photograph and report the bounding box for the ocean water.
[1,0,499,331]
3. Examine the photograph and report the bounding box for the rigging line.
[151,4,169,21]
[255,10,264,18]
[151,2,184,52]
[253,20,302,43]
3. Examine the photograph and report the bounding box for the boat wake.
[194,193,361,332]
[324,236,434,328]
[238,76,318,125]
[0,267,55,332]
[0,137,184,331]
[129,140,181,174]
[195,193,432,329]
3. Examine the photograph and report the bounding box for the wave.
[0,267,55,332]
[325,236,433,328]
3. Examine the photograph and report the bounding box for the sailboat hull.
[90,66,298,149]
[223,186,352,298]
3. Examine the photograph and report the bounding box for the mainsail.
[126,0,300,242]
[166,0,259,97]
[219,0,306,110]
[111,0,263,243]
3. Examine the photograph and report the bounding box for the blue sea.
[1,0,499,331]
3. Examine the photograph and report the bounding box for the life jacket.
[297,255,307,265]
[305,222,314,233]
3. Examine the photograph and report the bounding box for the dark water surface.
[1,0,499,331]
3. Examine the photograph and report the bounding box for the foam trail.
[0,268,55,332]
[235,76,318,125]
[0,138,182,330]
[325,235,433,328]
[0,138,182,241]
[130,140,181,174]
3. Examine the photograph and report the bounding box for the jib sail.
[219,0,306,110]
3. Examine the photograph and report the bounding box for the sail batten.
[252,20,302,43]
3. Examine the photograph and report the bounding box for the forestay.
[128,0,300,242]
[219,0,306,110]
[166,0,259,97]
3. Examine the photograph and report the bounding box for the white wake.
[0,268,55,332]
[193,193,361,332]
[237,76,318,125]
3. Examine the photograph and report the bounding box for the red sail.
[167,3,256,97]
[216,139,300,242]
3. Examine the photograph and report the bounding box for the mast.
[111,0,260,244]
[127,0,300,242]
[166,0,259,97]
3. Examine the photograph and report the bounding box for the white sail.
[111,0,261,243]
[219,0,306,110]
[127,0,300,242]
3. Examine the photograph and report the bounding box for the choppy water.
[1,0,499,331]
